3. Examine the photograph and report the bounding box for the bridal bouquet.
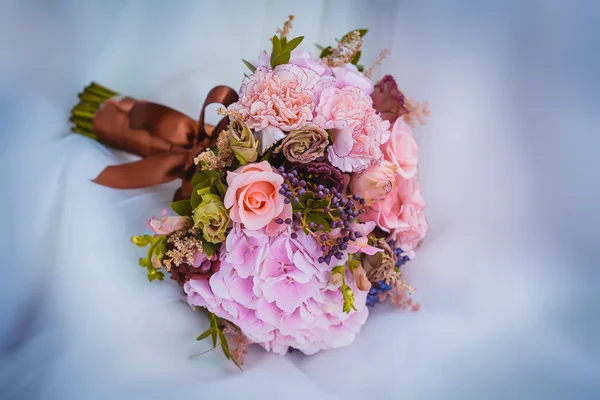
[71,16,429,366]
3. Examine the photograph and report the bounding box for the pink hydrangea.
[228,64,320,133]
[314,86,390,172]
[184,226,369,355]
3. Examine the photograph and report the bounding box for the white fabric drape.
[1,1,598,399]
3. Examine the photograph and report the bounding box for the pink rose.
[314,86,390,172]
[350,160,397,206]
[361,176,427,251]
[228,64,320,133]
[147,210,191,235]
[224,161,291,235]
[383,119,419,179]
[331,63,374,94]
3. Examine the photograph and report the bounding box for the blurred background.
[0,0,598,399]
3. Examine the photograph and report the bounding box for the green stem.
[70,81,120,140]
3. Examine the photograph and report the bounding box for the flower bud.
[352,265,372,292]
[131,235,152,247]
[151,254,162,270]
[228,120,258,164]
[329,271,343,286]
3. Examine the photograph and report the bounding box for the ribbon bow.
[90,86,239,200]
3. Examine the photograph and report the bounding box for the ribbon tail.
[92,152,189,189]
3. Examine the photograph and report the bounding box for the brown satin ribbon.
[91,86,239,200]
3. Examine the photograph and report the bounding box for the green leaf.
[202,240,218,258]
[192,170,208,187]
[218,330,230,355]
[312,199,330,209]
[357,64,365,72]
[210,313,219,347]
[280,37,287,47]
[272,51,291,67]
[170,200,193,216]
[351,50,362,65]
[204,170,221,180]
[242,59,256,73]
[315,43,325,50]
[196,327,215,341]
[283,36,304,52]
[319,46,333,58]
[272,35,282,53]
[306,212,331,232]
[342,29,368,41]
[190,187,202,209]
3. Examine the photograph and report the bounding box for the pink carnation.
[314,86,390,172]
[229,64,320,133]
[184,226,369,355]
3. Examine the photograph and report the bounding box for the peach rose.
[382,119,418,179]
[228,64,320,132]
[224,161,291,235]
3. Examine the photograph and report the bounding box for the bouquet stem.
[70,82,118,140]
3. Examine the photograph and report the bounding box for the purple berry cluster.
[366,280,392,307]
[274,166,368,264]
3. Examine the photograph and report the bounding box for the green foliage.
[332,265,357,314]
[270,35,304,68]
[242,59,257,73]
[190,169,227,209]
[195,312,241,369]
[170,200,193,216]
[132,234,167,282]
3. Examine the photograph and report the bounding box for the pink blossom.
[184,228,369,355]
[229,65,320,132]
[224,161,291,235]
[147,210,191,235]
[349,160,397,206]
[314,86,390,172]
[361,176,427,251]
[331,63,374,94]
[383,119,419,179]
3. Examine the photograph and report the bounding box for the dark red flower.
[371,75,408,123]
